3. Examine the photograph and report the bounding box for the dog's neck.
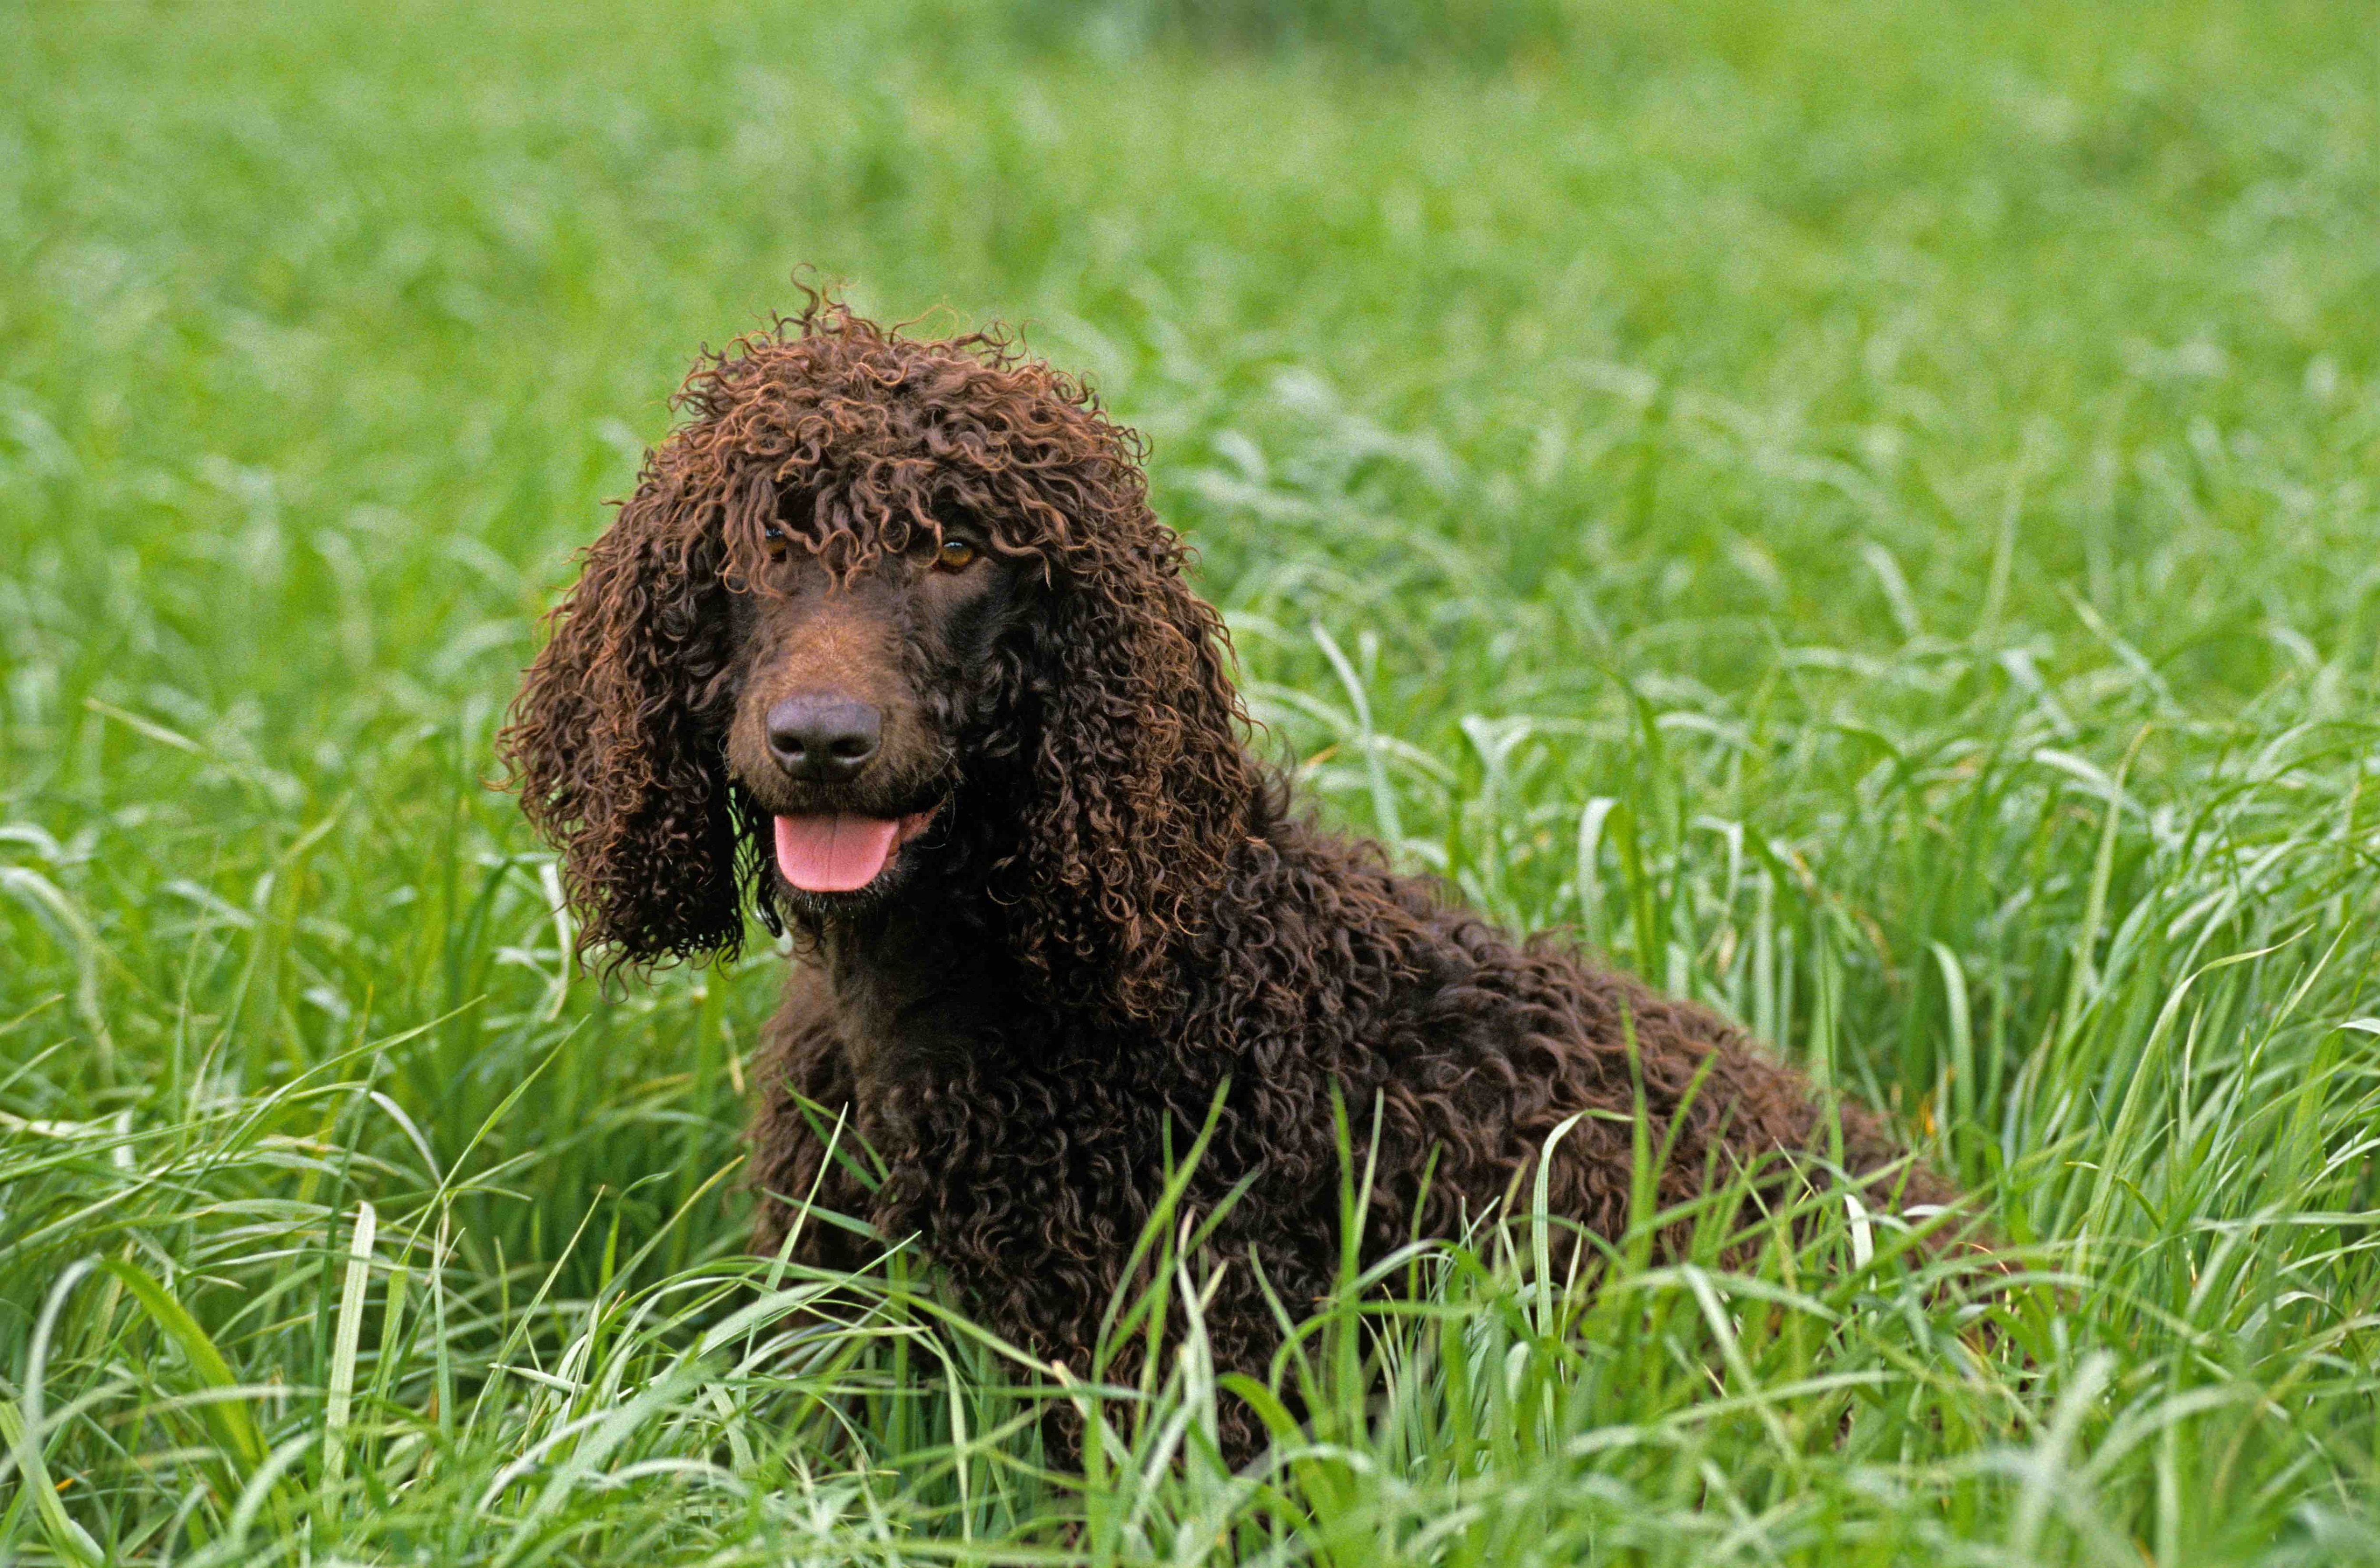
[794,810,1231,1135]
[780,761,1296,1129]
[802,885,991,1150]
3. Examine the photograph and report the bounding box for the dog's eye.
[762,524,789,559]
[934,537,979,572]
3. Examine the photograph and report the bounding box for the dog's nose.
[765,695,882,782]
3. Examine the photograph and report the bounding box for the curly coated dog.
[502,296,1967,1464]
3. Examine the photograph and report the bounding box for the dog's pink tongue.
[774,814,902,893]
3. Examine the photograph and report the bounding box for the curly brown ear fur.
[1001,484,1264,1023]
[498,460,756,969]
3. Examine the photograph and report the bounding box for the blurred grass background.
[1,0,2377,1561]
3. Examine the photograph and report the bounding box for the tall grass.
[1,0,2376,1560]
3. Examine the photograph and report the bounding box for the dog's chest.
[826,918,1010,1153]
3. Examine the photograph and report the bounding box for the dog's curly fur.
[502,295,1965,1465]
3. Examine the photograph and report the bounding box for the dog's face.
[723,510,1029,922]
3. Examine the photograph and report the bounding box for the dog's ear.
[499,463,757,971]
[1002,513,1261,1023]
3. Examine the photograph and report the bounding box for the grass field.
[3,0,2378,1560]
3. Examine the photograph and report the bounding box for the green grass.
[3,0,2378,1560]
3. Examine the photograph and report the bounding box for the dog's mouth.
[772,806,941,895]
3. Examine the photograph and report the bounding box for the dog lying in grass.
[501,295,1970,1463]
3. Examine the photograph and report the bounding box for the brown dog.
[501,296,1966,1464]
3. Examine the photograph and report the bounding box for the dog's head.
[500,296,1260,1018]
